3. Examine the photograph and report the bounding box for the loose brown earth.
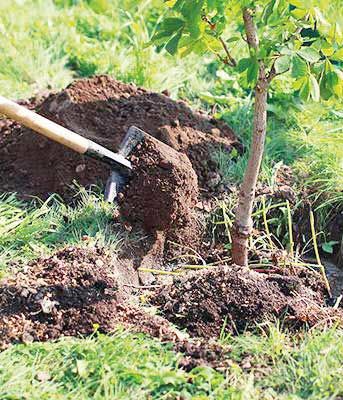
[0,75,237,200]
[121,134,198,233]
[151,265,342,338]
[119,133,202,258]
[1,246,341,369]
[0,247,234,369]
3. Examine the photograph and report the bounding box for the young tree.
[152,0,343,266]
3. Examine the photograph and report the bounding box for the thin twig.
[138,267,183,276]
[310,210,332,296]
[123,284,163,289]
[262,195,273,248]
[286,200,294,258]
[202,14,237,67]
[334,295,343,309]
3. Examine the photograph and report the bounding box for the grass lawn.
[1,326,343,399]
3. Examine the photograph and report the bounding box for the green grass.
[0,188,123,271]
[0,0,212,100]
[1,325,343,399]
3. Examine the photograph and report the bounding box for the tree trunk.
[231,9,269,267]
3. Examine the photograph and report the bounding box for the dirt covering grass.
[1,246,342,359]
[151,265,342,338]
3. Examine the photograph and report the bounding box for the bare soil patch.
[0,246,341,369]
[151,265,342,338]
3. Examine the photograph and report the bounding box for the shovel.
[0,95,145,202]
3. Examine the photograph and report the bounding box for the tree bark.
[231,9,269,267]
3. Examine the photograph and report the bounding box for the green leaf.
[321,241,339,254]
[326,71,339,88]
[237,58,250,73]
[292,56,307,78]
[262,0,275,24]
[274,55,291,74]
[289,0,306,8]
[320,40,335,57]
[331,47,343,62]
[309,74,320,101]
[88,0,110,13]
[299,77,310,101]
[162,17,185,32]
[297,47,321,63]
[247,60,259,85]
[226,36,240,43]
[165,30,182,55]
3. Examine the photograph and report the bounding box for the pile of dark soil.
[119,134,202,258]
[0,246,229,369]
[151,265,342,338]
[1,246,341,368]
[0,247,134,347]
[121,134,198,233]
[0,75,237,200]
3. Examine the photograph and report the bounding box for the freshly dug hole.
[151,265,342,338]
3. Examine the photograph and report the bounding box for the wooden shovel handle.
[0,95,89,154]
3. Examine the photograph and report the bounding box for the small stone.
[207,172,221,189]
[210,128,221,137]
[76,164,86,173]
[217,184,225,193]
[40,297,59,314]
[242,360,252,370]
[95,259,104,268]
[22,332,34,344]
[36,371,51,382]
[112,209,120,220]
[195,201,204,210]
[21,288,30,297]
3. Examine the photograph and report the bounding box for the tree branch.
[267,56,291,82]
[202,15,237,67]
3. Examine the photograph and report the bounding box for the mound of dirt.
[0,247,193,351]
[0,246,230,369]
[121,134,198,232]
[118,133,202,259]
[151,265,342,338]
[0,247,131,347]
[0,75,237,200]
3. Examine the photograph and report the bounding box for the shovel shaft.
[0,95,131,170]
[0,95,89,153]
